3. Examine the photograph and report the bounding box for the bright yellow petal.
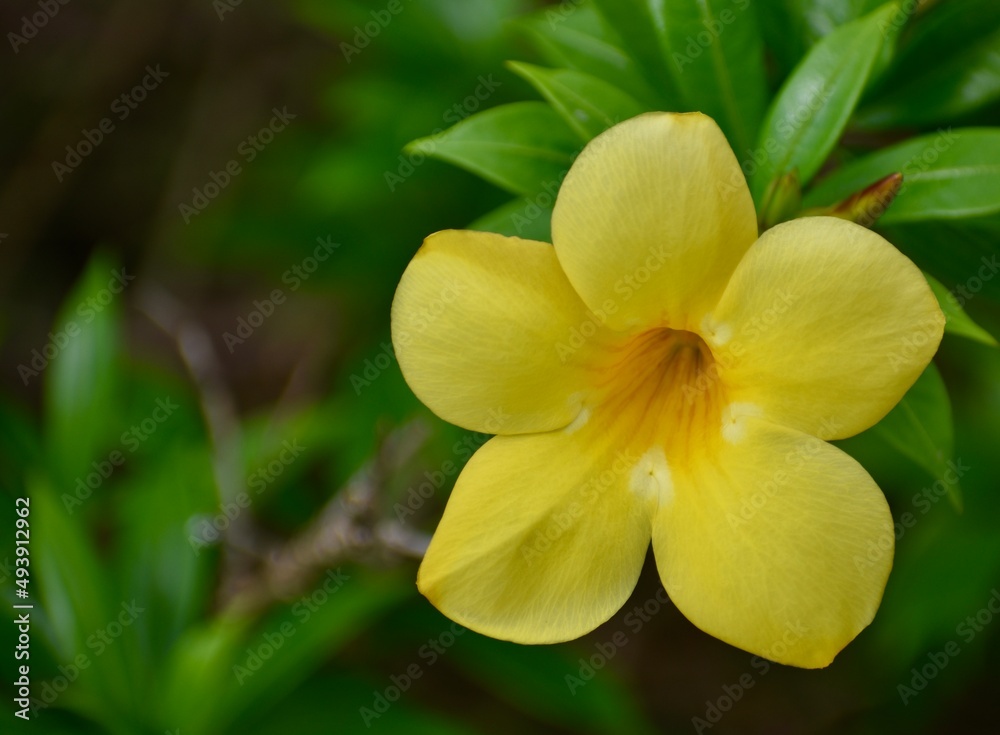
[551,112,758,332]
[391,230,614,435]
[652,417,893,668]
[418,423,651,643]
[707,217,945,440]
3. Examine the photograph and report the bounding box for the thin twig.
[223,420,432,616]
[139,283,433,618]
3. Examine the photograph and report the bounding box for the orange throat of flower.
[590,327,729,467]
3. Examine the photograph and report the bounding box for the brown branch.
[222,419,432,617]
[139,283,432,618]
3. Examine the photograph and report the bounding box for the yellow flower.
[391,112,944,668]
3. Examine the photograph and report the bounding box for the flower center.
[596,327,728,464]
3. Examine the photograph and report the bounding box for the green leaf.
[31,477,109,656]
[406,102,579,197]
[156,570,414,735]
[468,196,554,241]
[871,363,961,512]
[44,252,125,485]
[804,128,1000,224]
[925,272,998,346]
[756,0,889,76]
[116,444,217,663]
[589,0,682,102]
[859,31,1000,128]
[508,62,645,142]
[881,216,1000,306]
[157,617,249,735]
[876,518,1000,672]
[750,2,902,207]
[518,12,659,107]
[661,0,767,154]
[218,570,412,728]
[857,0,1000,128]
[31,477,135,728]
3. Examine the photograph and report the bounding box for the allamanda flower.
[391,112,944,668]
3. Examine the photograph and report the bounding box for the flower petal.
[551,112,758,332]
[652,417,894,668]
[707,217,945,440]
[418,424,651,643]
[391,230,614,435]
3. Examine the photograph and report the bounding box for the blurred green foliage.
[1,0,999,733]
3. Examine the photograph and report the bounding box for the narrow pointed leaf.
[508,62,645,142]
[756,0,889,76]
[44,251,124,485]
[750,2,902,206]
[468,197,553,242]
[406,103,579,197]
[590,0,682,102]
[871,363,961,512]
[518,11,659,106]
[925,272,998,347]
[32,477,135,724]
[662,0,767,154]
[858,0,1000,128]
